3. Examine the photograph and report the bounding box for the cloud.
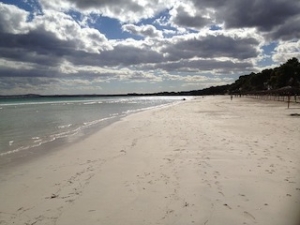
[0,2,259,94]
[159,0,300,42]
[66,41,164,68]
[216,0,299,31]
[272,40,300,63]
[0,76,60,95]
[122,24,163,38]
[163,73,234,84]
[0,7,110,53]
[142,58,253,75]
[38,0,300,42]
[39,0,174,23]
[169,2,213,29]
[0,29,77,69]
[267,15,300,41]
[30,11,110,53]
[161,32,260,62]
[0,75,105,95]
[0,3,30,34]
[0,1,299,95]
[0,7,111,70]
[190,0,300,41]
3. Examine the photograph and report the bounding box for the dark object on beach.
[50,194,59,199]
[182,98,186,101]
[290,113,300,117]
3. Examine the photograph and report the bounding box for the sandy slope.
[1,96,300,225]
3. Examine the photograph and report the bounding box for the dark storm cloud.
[0,71,59,93]
[142,58,253,74]
[0,76,57,88]
[98,45,163,66]
[170,5,210,29]
[218,0,299,31]
[68,44,164,67]
[162,35,259,61]
[268,16,300,41]
[0,77,29,91]
[189,0,300,41]
[0,61,60,78]
[0,21,257,79]
[0,25,163,75]
[0,30,76,66]
[70,34,258,69]
[58,0,300,41]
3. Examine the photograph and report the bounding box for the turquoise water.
[0,96,186,158]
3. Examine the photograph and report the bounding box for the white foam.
[83,115,116,127]
[32,137,40,140]
[83,101,97,105]
[58,124,72,129]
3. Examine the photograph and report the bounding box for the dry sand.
[0,96,300,225]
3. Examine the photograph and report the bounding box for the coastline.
[0,113,121,169]
[0,96,300,225]
[0,97,184,168]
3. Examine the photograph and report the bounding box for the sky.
[0,0,300,95]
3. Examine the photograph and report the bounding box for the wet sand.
[1,96,300,225]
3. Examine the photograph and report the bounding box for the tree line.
[182,57,300,96]
[228,57,300,94]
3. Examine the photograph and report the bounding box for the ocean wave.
[0,140,45,157]
[0,131,77,157]
[58,124,72,129]
[83,115,116,127]
[32,137,40,140]
[82,101,103,105]
[49,128,80,140]
[32,137,42,144]
[0,99,99,107]
[83,101,97,105]
[0,114,120,157]
[123,100,183,115]
[9,140,14,146]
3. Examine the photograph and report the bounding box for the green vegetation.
[228,57,300,94]
[185,57,300,96]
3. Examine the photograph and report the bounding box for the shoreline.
[0,114,121,169]
[0,98,184,169]
[0,96,300,225]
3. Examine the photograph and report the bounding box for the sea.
[0,96,187,162]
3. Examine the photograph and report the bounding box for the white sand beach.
[0,96,300,225]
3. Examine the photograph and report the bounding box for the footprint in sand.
[218,191,225,197]
[239,194,249,202]
[243,211,256,221]
[204,180,212,188]
[215,181,222,190]
[213,171,220,178]
[223,203,231,209]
